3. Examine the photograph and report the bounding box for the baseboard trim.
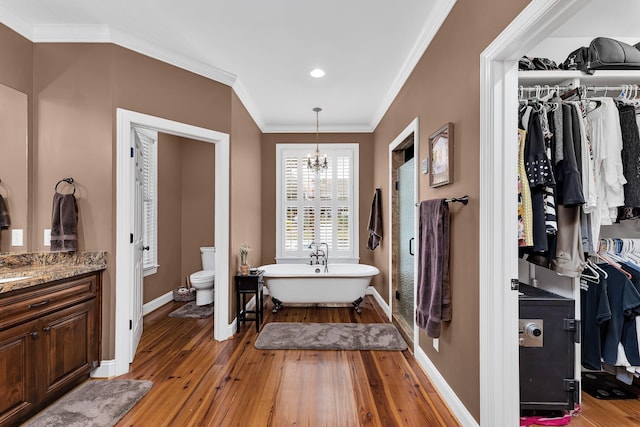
[414,346,478,427]
[91,359,116,379]
[366,286,391,318]
[143,290,174,316]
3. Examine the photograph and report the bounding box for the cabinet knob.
[142,246,150,251]
[30,331,38,338]
[43,326,51,332]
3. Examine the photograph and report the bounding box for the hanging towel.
[0,195,10,230]
[367,188,383,250]
[416,199,451,338]
[51,192,78,252]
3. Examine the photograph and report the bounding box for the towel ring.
[55,177,76,195]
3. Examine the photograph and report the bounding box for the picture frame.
[428,122,453,187]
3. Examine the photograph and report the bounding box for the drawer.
[0,274,97,331]
[236,275,263,292]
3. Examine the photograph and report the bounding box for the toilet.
[190,246,215,306]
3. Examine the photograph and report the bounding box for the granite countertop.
[0,251,107,294]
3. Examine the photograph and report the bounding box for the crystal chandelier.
[306,107,328,173]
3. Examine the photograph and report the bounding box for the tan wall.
[180,137,215,286]
[143,134,215,303]
[230,92,262,322]
[371,0,528,420]
[259,133,375,272]
[0,25,32,253]
[29,42,235,358]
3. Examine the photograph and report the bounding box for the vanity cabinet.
[0,272,101,427]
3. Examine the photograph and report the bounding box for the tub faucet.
[319,242,329,272]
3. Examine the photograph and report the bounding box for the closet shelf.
[518,70,640,86]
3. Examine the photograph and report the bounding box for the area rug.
[168,301,213,318]
[254,322,408,351]
[581,372,640,400]
[22,379,153,427]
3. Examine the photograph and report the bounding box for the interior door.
[398,158,415,330]
[130,130,145,362]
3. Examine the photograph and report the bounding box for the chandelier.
[306,107,328,173]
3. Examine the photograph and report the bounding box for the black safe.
[519,283,578,412]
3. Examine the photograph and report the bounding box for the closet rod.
[519,84,639,93]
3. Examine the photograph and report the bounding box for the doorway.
[479,0,585,425]
[113,108,230,377]
[388,118,419,349]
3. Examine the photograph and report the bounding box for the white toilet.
[190,246,215,306]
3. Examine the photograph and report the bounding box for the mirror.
[0,84,28,253]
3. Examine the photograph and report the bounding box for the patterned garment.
[518,128,534,247]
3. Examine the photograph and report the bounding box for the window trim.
[136,127,159,276]
[275,143,359,263]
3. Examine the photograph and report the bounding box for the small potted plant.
[239,242,251,275]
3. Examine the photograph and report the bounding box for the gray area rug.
[168,301,213,318]
[22,379,152,427]
[254,322,408,351]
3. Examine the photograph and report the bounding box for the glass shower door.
[397,158,415,330]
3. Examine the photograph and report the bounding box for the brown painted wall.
[230,92,262,322]
[180,137,215,286]
[143,134,215,303]
[371,0,528,420]
[259,133,375,272]
[0,25,32,253]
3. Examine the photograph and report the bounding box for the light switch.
[11,229,23,246]
[44,229,51,246]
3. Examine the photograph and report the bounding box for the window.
[135,128,158,276]
[276,143,359,262]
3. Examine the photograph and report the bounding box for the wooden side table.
[235,270,264,333]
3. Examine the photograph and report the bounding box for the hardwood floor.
[115,296,460,426]
[115,296,640,426]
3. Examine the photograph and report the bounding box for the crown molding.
[263,124,374,133]
[232,78,265,132]
[32,24,112,42]
[0,4,34,40]
[369,0,457,131]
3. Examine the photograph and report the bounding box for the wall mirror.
[0,84,28,253]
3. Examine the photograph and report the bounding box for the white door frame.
[479,0,586,425]
[387,117,419,347]
[113,108,231,377]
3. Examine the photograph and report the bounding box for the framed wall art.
[428,122,453,187]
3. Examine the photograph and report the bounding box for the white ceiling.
[0,1,632,133]
[0,0,454,132]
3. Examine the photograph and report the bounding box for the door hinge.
[130,233,134,244]
[395,291,400,300]
[395,181,399,191]
[129,320,132,330]
[511,279,519,291]
[130,147,134,158]
[564,318,581,343]
[563,379,578,392]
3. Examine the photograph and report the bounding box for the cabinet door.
[0,321,37,426]
[37,300,96,404]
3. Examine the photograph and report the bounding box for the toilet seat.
[190,269,214,284]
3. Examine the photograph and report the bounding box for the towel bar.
[415,195,469,207]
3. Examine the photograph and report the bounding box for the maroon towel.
[367,188,383,250]
[51,192,78,252]
[416,199,451,338]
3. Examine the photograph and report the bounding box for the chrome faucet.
[319,242,329,272]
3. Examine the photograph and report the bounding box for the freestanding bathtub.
[259,263,380,313]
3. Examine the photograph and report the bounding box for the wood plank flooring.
[115,296,640,426]
[115,296,460,426]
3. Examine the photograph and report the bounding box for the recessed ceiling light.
[310,68,325,78]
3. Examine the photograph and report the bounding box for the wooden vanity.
[0,252,104,427]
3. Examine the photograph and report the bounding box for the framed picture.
[428,122,453,187]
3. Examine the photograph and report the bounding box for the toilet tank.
[200,246,216,271]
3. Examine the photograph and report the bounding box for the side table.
[235,270,264,333]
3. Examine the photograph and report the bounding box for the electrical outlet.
[11,229,23,246]
[44,229,51,246]
[433,338,439,352]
